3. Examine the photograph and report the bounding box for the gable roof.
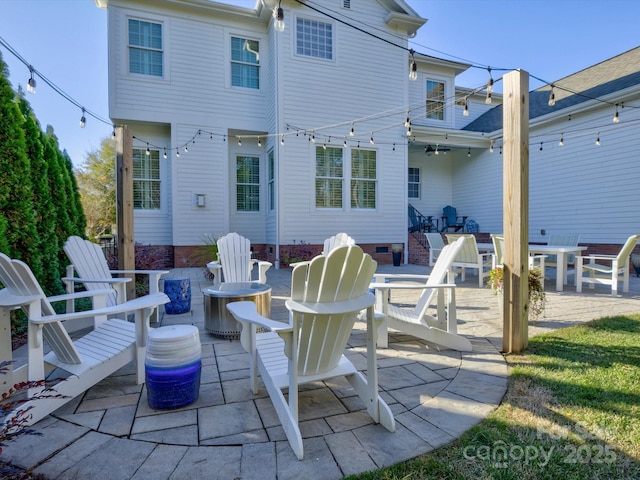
[462,46,640,133]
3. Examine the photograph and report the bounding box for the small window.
[268,149,275,211]
[296,17,333,60]
[236,156,260,211]
[231,37,260,89]
[408,167,420,199]
[351,149,376,209]
[426,79,445,120]
[128,19,163,77]
[315,147,343,208]
[133,148,161,209]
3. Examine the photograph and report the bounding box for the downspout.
[274,15,281,269]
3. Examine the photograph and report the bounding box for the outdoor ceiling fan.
[424,144,451,156]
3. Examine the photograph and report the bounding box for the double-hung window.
[268,150,275,211]
[315,147,343,208]
[236,156,260,211]
[128,19,163,77]
[133,148,161,209]
[231,37,259,89]
[408,167,420,199]
[296,17,333,60]
[426,79,445,120]
[350,149,376,209]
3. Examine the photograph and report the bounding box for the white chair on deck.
[371,236,472,351]
[0,253,168,426]
[445,234,492,287]
[322,232,355,253]
[226,245,394,460]
[545,233,580,283]
[210,232,272,285]
[576,234,640,296]
[491,234,546,280]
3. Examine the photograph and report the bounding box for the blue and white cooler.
[145,325,202,409]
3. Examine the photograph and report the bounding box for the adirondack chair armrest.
[286,294,374,315]
[48,288,115,304]
[31,292,170,325]
[0,290,42,308]
[577,254,616,263]
[62,276,131,285]
[110,269,169,277]
[227,301,290,332]
[369,282,455,291]
[372,273,430,282]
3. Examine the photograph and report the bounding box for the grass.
[348,314,640,480]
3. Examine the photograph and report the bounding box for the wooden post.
[115,126,135,301]
[502,70,529,354]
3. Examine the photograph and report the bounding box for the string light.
[559,133,564,146]
[613,104,620,123]
[539,142,543,151]
[463,98,469,117]
[238,137,242,146]
[163,148,167,159]
[343,136,347,148]
[595,132,601,145]
[467,148,471,157]
[548,86,556,106]
[435,144,439,155]
[349,123,355,136]
[258,137,262,147]
[409,49,417,81]
[146,143,150,155]
[369,132,374,144]
[273,0,285,32]
[176,148,180,158]
[27,66,36,94]
[184,144,188,153]
[489,140,494,153]
[280,135,284,145]
[79,108,86,128]
[485,67,493,104]
[406,124,411,136]
[404,113,410,128]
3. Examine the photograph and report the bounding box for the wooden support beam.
[502,70,530,354]
[115,126,135,302]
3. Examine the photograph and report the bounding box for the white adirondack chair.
[371,236,472,351]
[323,232,355,253]
[491,234,546,280]
[576,234,640,296]
[226,245,395,460]
[0,253,169,426]
[445,234,492,287]
[425,232,445,267]
[63,236,168,309]
[208,232,272,286]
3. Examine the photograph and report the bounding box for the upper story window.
[128,19,163,77]
[408,167,420,199]
[426,79,445,121]
[133,148,161,209]
[296,17,333,60]
[315,147,343,208]
[231,37,260,89]
[350,149,376,209]
[236,156,260,211]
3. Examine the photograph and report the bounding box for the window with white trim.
[408,167,420,199]
[268,149,275,211]
[236,156,260,211]
[133,148,161,209]
[315,147,343,208]
[231,37,260,89]
[426,79,445,120]
[296,17,333,60]
[128,19,163,77]
[351,149,376,209]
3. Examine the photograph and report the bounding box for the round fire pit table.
[203,282,271,339]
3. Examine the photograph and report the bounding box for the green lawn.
[348,315,640,480]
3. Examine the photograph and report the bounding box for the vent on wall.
[343,0,351,8]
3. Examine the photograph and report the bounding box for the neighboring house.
[96,0,640,268]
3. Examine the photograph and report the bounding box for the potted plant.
[488,266,546,320]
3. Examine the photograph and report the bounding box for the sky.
[1,0,638,167]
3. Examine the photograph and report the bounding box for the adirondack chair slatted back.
[322,233,355,254]
[288,245,376,377]
[0,253,82,364]
[413,236,466,318]
[446,234,478,263]
[492,234,504,266]
[64,236,118,307]
[617,234,640,265]
[547,233,580,264]
[217,233,253,283]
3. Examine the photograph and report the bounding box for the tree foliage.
[76,136,116,241]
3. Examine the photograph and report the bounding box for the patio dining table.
[476,243,587,292]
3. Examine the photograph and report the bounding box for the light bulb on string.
[595,132,601,146]
[349,123,355,137]
[404,113,410,128]
[184,144,188,153]
[539,142,543,151]
[79,108,86,128]
[435,144,439,155]
[27,67,36,94]
[392,143,396,151]
[548,86,555,106]
[463,99,469,117]
[406,124,411,137]
[613,105,620,123]
[238,137,242,146]
[489,140,494,153]
[409,49,417,81]
[369,132,374,144]
[176,148,180,158]
[485,67,493,104]
[146,143,151,156]
[343,137,347,148]
[467,147,471,157]
[311,132,316,143]
[280,135,284,145]
[559,133,564,146]
[258,137,262,147]
[163,148,167,159]
[273,0,285,32]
